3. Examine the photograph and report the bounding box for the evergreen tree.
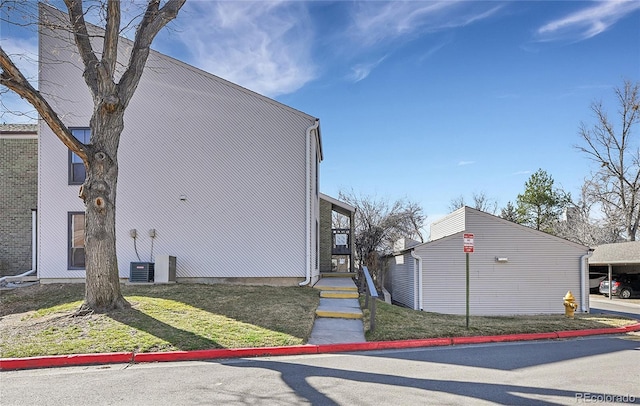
[516,169,570,233]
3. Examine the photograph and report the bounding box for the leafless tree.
[338,190,426,285]
[1,0,186,312]
[576,80,640,241]
[553,184,622,246]
[448,195,466,213]
[331,211,350,229]
[448,191,498,214]
[472,191,498,214]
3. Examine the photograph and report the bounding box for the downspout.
[410,250,423,311]
[580,249,594,312]
[299,119,320,286]
[32,209,37,274]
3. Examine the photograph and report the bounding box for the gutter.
[410,250,423,311]
[299,119,320,287]
[32,209,37,276]
[580,249,594,312]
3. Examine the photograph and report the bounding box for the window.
[68,212,85,269]
[69,128,90,184]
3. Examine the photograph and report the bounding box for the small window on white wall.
[69,128,90,185]
[68,212,85,269]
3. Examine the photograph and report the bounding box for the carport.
[589,241,640,299]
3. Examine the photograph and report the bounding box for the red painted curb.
[0,352,133,371]
[452,332,559,345]
[624,323,640,332]
[375,338,452,349]
[556,327,629,338]
[315,342,378,353]
[3,323,639,371]
[314,338,453,354]
[133,345,318,363]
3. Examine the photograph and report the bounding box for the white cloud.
[348,56,387,82]
[343,1,503,81]
[458,160,476,166]
[513,170,531,176]
[536,1,640,42]
[172,1,316,97]
[349,1,504,47]
[155,1,506,97]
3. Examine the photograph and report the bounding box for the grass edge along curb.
[2,322,639,372]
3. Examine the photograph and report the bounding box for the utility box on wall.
[155,255,176,283]
[129,262,154,283]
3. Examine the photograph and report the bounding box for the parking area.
[590,294,640,306]
[589,294,640,306]
[589,294,640,319]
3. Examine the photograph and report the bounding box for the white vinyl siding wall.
[412,208,588,315]
[37,6,320,282]
[387,252,417,310]
[430,207,465,241]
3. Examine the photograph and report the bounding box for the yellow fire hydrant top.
[563,290,577,318]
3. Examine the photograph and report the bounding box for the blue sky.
[2,1,640,227]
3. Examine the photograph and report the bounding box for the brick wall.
[0,127,38,276]
[319,198,333,272]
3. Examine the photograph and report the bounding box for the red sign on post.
[463,233,474,253]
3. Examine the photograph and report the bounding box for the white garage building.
[386,207,591,315]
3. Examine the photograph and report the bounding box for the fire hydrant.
[563,291,577,318]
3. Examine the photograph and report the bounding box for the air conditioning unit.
[129,262,154,283]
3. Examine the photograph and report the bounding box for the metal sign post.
[463,233,474,329]
[466,252,469,329]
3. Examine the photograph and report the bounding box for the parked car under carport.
[599,274,640,299]
[589,241,640,300]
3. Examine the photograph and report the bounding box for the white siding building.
[37,5,322,286]
[386,207,591,315]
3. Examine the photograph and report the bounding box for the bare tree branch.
[0,46,86,159]
[63,0,100,96]
[576,79,640,241]
[118,0,185,106]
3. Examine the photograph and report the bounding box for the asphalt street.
[2,335,639,405]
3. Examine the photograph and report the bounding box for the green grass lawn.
[0,283,319,358]
[362,298,637,342]
[1,283,636,358]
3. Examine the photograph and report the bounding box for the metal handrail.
[361,266,379,331]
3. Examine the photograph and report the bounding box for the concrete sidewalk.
[308,276,366,344]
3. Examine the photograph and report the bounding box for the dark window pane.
[71,163,86,184]
[69,128,90,184]
[69,212,85,269]
[71,248,85,268]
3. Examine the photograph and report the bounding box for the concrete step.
[315,308,363,319]
[315,298,363,319]
[320,290,359,299]
[320,272,357,278]
[313,278,358,292]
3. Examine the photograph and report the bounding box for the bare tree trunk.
[1,0,185,312]
[79,112,128,312]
